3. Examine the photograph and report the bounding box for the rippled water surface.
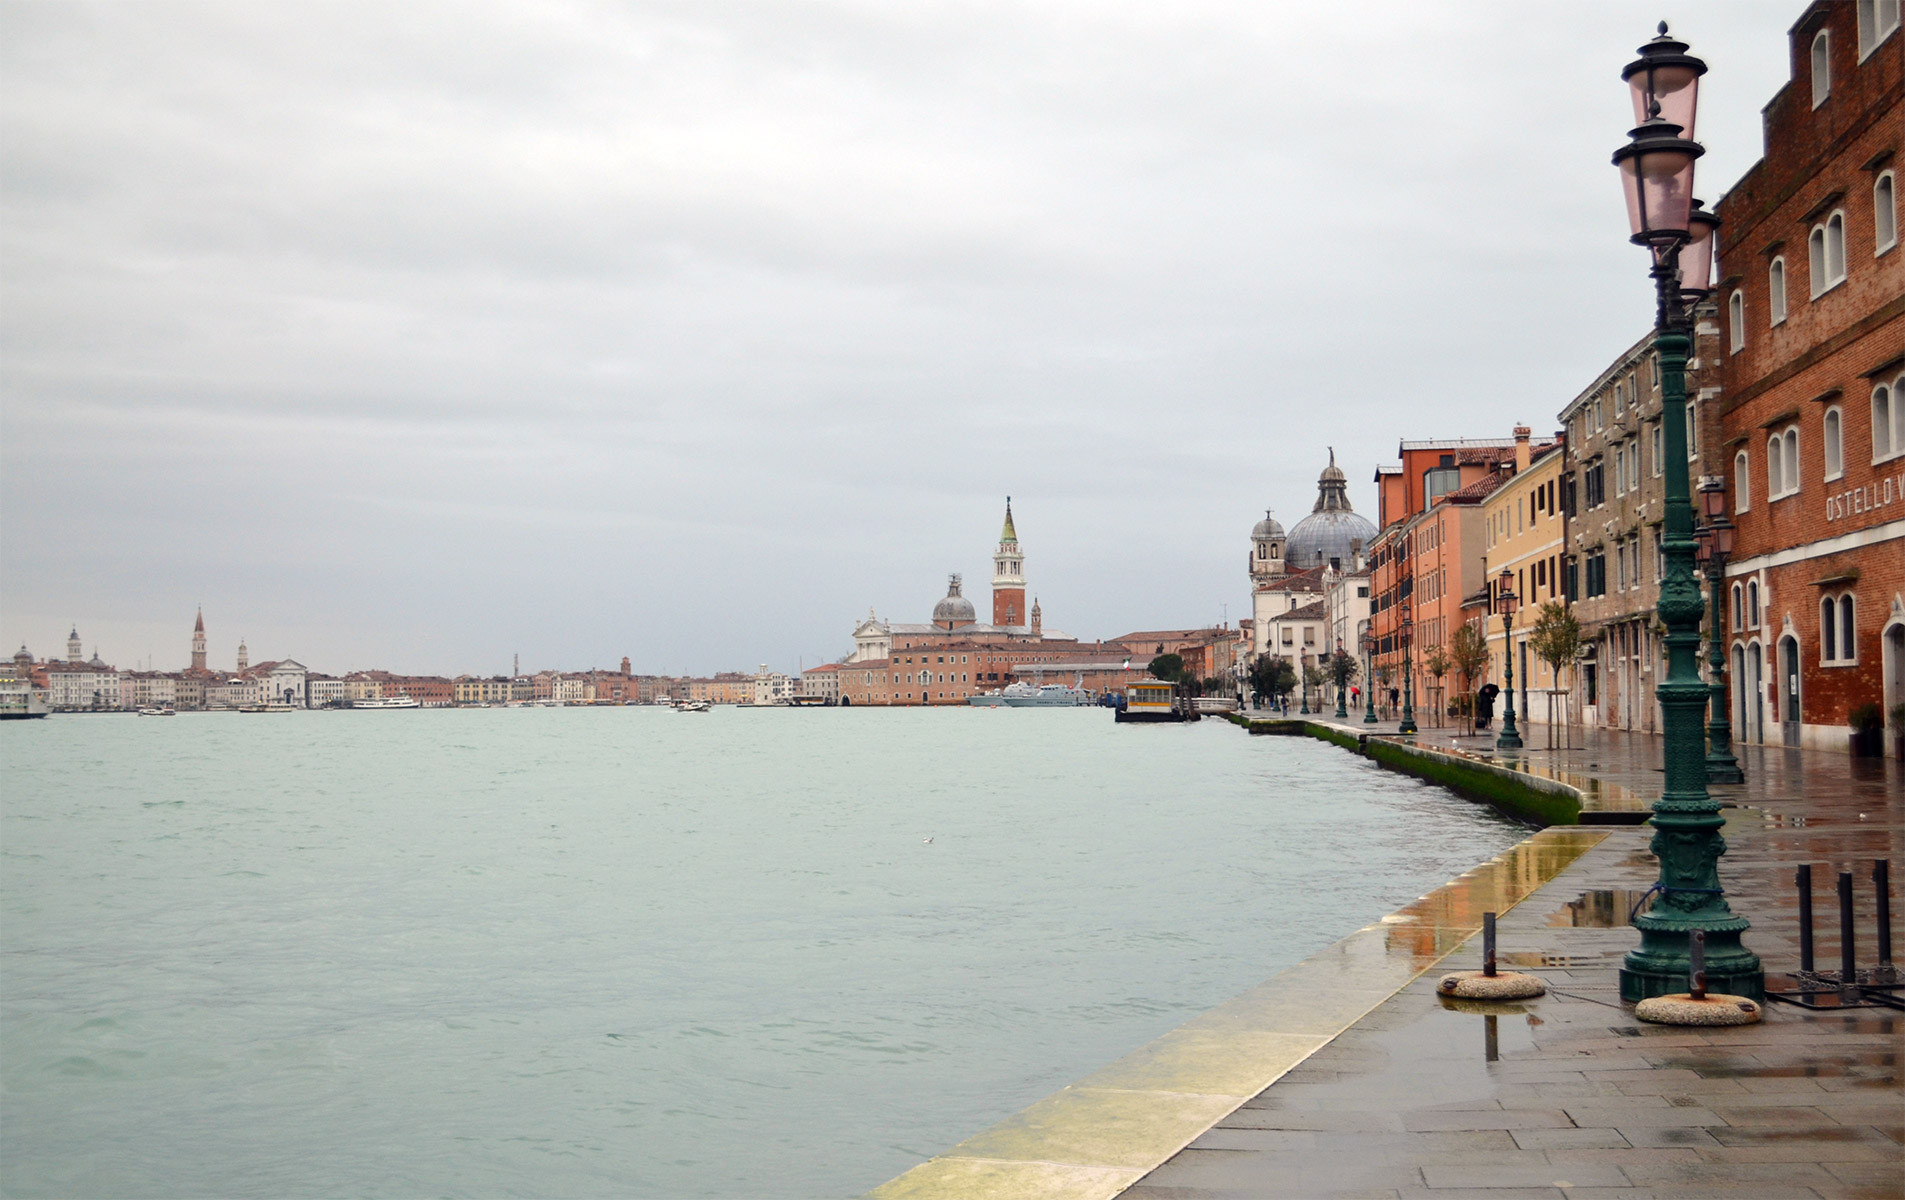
[2,708,1526,1198]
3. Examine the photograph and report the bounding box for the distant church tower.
[992,497,1026,628]
[1030,597,1042,637]
[1249,509,1288,587]
[191,609,208,671]
[236,639,249,673]
[67,627,82,663]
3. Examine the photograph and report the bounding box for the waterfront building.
[1712,0,1904,751]
[247,660,308,707]
[125,671,179,710]
[1479,428,1568,728]
[45,648,121,710]
[1369,436,1522,716]
[800,663,841,703]
[1557,331,1724,734]
[751,666,796,705]
[1323,567,1374,707]
[309,675,344,707]
[1114,628,1240,681]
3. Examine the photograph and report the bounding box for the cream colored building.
[1479,428,1569,729]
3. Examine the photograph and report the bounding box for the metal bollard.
[1483,912,1497,978]
[1797,864,1814,973]
[1689,930,1706,1001]
[1875,860,1893,970]
[1839,870,1856,989]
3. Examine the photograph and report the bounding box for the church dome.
[1252,509,1285,540]
[1286,450,1376,571]
[932,574,977,626]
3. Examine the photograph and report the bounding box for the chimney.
[1513,425,1532,473]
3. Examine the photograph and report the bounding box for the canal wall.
[1224,715,1644,827]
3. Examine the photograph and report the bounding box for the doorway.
[1779,635,1802,748]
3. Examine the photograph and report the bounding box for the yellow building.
[1479,427,1570,731]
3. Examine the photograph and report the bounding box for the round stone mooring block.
[1437,970,1546,1000]
[1634,993,1762,1026]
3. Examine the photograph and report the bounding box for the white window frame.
[1810,213,1848,297]
[1875,380,1902,463]
[1820,593,1858,665]
[1811,29,1831,107]
[1768,426,1801,500]
[1614,380,1625,417]
[1876,171,1898,256]
[1768,257,1787,325]
[1687,402,1698,460]
[1823,405,1844,481]
[1652,423,1664,476]
[1858,0,1902,60]
[1728,290,1746,351]
[1734,449,1751,512]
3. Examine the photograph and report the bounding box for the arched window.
[1732,583,1744,630]
[1812,29,1831,107]
[1824,405,1844,479]
[1734,449,1751,512]
[1784,427,1800,493]
[1614,380,1625,416]
[1811,213,1848,295]
[1729,290,1745,351]
[1823,596,1838,661]
[1766,434,1784,497]
[1748,579,1761,628]
[1876,382,1900,461]
[1841,595,1856,659]
[1877,172,1898,255]
[1768,258,1787,324]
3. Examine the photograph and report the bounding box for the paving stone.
[1825,1161,1905,1185]
[1564,1105,1724,1128]
[1420,1162,1629,1188]
[1508,1127,1630,1150]
[1400,1110,1574,1132]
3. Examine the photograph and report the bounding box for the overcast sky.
[2,1,1801,677]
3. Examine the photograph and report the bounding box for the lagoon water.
[2,707,1525,1198]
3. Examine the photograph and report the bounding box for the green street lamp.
[1612,22,1762,1003]
[1299,654,1310,714]
[1362,628,1379,724]
[1334,639,1350,720]
[1494,567,1523,751]
[1399,601,1418,735]
[1695,477,1746,785]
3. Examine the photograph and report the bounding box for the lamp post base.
[1496,724,1523,751]
[1704,755,1745,785]
[1620,918,1763,1003]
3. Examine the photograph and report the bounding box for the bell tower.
[191,609,207,671]
[67,627,82,663]
[1249,509,1287,588]
[992,497,1027,628]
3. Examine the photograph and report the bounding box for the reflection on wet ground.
[1126,725,1903,1199]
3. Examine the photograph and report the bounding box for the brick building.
[1479,428,1567,729]
[1713,0,1903,750]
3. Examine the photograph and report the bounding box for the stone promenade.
[1124,721,1902,1200]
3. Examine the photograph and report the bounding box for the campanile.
[992,497,1026,628]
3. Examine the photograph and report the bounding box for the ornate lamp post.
[1696,477,1746,784]
[1494,567,1523,751]
[1362,629,1379,724]
[1399,602,1418,735]
[1334,639,1350,719]
[1612,23,1761,1003]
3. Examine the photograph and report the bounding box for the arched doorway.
[1746,642,1764,746]
[1884,618,1904,734]
[1779,635,1802,748]
[839,695,851,707]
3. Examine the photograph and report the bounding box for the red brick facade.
[1713,1,1904,750]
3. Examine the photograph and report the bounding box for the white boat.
[967,690,1007,707]
[1000,681,1093,707]
[137,706,166,716]
[353,696,420,709]
[676,699,711,713]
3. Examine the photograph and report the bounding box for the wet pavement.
[1125,724,1903,1199]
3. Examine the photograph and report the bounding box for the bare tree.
[1529,602,1583,749]
[1448,622,1490,737]
[1423,644,1451,729]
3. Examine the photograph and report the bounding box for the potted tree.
[1849,702,1884,758]
[1448,622,1491,737]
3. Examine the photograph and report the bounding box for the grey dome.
[1287,450,1376,570]
[932,574,977,624]
[1252,509,1285,539]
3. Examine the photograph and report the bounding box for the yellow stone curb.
[864,826,1610,1199]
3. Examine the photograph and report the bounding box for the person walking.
[1476,682,1499,731]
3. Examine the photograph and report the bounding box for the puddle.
[1499,951,1612,968]
[1546,889,1653,927]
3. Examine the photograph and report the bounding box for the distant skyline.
[3,1,1800,674]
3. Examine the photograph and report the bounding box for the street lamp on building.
[1362,629,1378,724]
[1695,477,1746,785]
[1494,567,1523,751]
[1399,601,1418,735]
[1612,23,1761,1003]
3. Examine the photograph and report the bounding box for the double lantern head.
[1614,24,1709,254]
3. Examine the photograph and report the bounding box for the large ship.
[1000,681,1093,707]
[0,670,48,719]
[352,695,421,709]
